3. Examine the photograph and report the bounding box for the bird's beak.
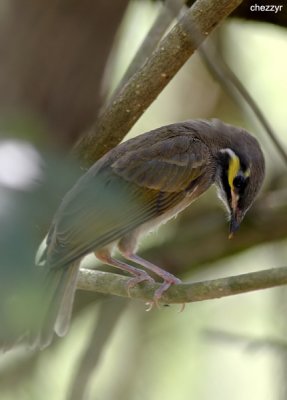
[228,209,243,239]
[228,190,242,239]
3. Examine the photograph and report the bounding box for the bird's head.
[215,135,265,238]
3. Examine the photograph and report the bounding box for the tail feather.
[28,261,80,350]
[0,257,81,352]
[54,263,80,337]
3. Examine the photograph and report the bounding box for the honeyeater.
[29,119,265,348]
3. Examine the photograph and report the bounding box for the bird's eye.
[233,175,246,191]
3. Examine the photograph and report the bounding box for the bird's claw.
[145,275,183,312]
[145,301,155,312]
[126,270,184,312]
[153,275,181,302]
[125,272,155,297]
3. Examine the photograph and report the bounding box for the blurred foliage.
[0,131,81,347]
[0,1,286,400]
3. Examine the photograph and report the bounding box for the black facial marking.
[233,175,245,190]
[234,173,249,194]
[221,168,231,203]
[218,152,231,204]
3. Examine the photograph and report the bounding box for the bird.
[31,119,265,349]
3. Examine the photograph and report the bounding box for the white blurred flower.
[0,140,43,189]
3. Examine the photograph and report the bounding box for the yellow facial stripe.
[228,153,240,190]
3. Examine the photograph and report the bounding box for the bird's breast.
[129,183,202,241]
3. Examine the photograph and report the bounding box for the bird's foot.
[125,271,155,297]
[154,274,181,302]
[145,273,182,311]
[117,251,183,310]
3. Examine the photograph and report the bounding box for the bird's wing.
[47,135,210,267]
[111,135,209,192]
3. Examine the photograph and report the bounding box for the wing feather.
[112,136,207,192]
[47,134,210,267]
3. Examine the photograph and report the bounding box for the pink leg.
[95,249,154,296]
[119,252,181,304]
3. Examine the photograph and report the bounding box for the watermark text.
[250,4,283,13]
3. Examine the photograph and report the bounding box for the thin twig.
[113,0,186,97]
[204,329,287,353]
[77,266,287,304]
[73,0,244,167]
[198,43,287,166]
[67,299,127,400]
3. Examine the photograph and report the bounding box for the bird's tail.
[28,260,80,350]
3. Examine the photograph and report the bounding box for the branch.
[67,299,127,400]
[198,43,287,166]
[73,0,243,166]
[113,0,186,96]
[77,266,287,304]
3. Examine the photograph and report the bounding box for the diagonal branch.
[113,0,186,97]
[73,0,244,167]
[77,266,287,304]
[198,44,287,165]
[67,299,127,400]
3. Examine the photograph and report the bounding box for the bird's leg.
[95,249,155,296]
[118,249,181,306]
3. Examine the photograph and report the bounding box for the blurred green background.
[0,1,286,399]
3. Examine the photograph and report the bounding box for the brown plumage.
[30,119,265,348]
